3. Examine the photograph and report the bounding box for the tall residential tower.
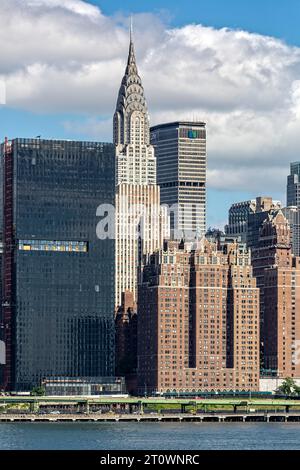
[138,239,260,393]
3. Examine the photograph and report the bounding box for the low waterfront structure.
[42,376,126,396]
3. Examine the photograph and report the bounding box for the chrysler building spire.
[130,15,133,44]
[127,17,137,71]
[113,24,155,185]
[113,24,150,149]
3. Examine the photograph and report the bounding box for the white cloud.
[27,0,101,19]
[1,0,300,196]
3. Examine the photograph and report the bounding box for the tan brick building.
[137,239,260,394]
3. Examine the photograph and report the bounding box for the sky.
[1,0,300,228]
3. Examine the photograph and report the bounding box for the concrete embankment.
[1,413,300,423]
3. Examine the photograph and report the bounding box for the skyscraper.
[225,199,257,243]
[150,121,206,240]
[251,211,300,377]
[284,162,300,257]
[225,196,282,246]
[114,32,169,307]
[283,206,300,257]
[138,239,260,394]
[1,138,115,391]
[287,162,300,207]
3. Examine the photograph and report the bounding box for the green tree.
[277,378,300,396]
[293,384,300,396]
[30,386,45,396]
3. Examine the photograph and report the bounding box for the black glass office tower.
[0,138,115,391]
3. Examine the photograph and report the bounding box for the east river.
[0,422,300,450]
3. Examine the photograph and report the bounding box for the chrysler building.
[114,30,169,307]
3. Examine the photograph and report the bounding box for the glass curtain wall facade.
[287,162,300,208]
[1,138,115,391]
[283,206,300,257]
[285,163,300,257]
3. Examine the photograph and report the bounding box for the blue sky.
[1,0,299,228]
[96,0,300,46]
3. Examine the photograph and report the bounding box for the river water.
[0,422,300,450]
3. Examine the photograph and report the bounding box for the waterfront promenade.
[1,396,300,422]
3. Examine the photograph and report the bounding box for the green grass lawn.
[144,402,300,413]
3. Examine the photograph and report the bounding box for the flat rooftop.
[151,121,206,131]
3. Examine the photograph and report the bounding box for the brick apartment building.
[137,239,260,394]
[251,211,300,377]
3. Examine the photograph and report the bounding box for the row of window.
[18,240,88,253]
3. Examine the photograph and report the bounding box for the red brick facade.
[252,211,300,377]
[137,240,260,394]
